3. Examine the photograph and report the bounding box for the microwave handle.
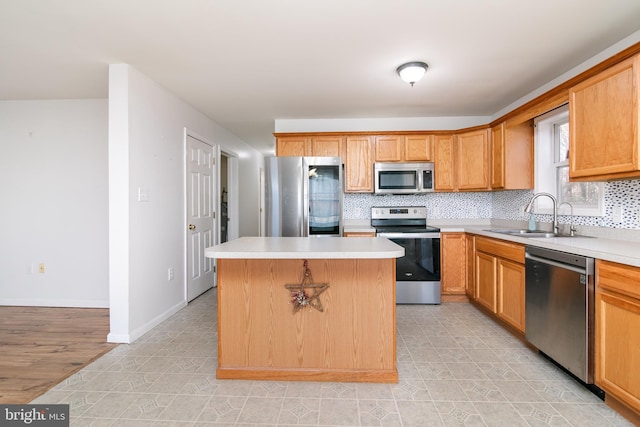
[422,169,433,191]
[417,169,424,191]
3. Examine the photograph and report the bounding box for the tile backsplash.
[344,178,640,230]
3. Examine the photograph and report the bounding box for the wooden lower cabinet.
[496,258,525,332]
[596,259,640,416]
[465,234,475,299]
[441,233,467,295]
[475,251,497,312]
[473,236,525,333]
[343,231,376,237]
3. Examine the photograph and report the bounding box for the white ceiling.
[2,1,640,154]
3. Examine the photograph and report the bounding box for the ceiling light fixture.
[396,61,428,87]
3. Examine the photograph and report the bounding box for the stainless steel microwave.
[374,162,435,194]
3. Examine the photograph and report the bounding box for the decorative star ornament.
[285,260,329,313]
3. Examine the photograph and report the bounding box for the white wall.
[274,117,490,142]
[108,64,262,343]
[0,99,109,307]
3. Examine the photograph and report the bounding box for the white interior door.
[186,134,216,301]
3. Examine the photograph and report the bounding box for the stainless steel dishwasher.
[525,246,596,386]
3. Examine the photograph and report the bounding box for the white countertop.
[445,225,640,268]
[205,236,404,259]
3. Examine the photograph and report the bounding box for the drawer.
[475,236,525,264]
[596,259,640,300]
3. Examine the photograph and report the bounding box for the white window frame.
[534,104,604,217]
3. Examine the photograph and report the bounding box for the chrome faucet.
[558,202,576,237]
[524,192,558,234]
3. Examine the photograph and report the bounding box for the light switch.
[138,186,150,202]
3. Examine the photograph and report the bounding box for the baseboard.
[605,393,640,426]
[0,298,109,308]
[442,294,470,303]
[107,299,187,344]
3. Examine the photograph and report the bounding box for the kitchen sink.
[483,229,590,238]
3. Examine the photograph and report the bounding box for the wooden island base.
[217,258,397,383]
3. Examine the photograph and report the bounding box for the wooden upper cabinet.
[491,121,534,190]
[569,54,640,181]
[345,136,374,192]
[434,134,456,191]
[276,135,343,158]
[311,136,343,158]
[374,134,433,162]
[374,135,404,162]
[490,123,505,189]
[276,136,308,156]
[405,135,433,161]
[456,128,490,191]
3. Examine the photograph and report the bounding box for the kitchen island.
[204,237,404,383]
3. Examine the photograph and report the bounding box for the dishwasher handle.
[525,252,589,275]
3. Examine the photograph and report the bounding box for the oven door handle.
[377,232,441,239]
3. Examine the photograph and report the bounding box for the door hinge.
[211,157,216,166]
[212,212,216,219]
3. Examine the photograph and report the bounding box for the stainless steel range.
[371,206,441,304]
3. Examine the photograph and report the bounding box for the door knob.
[188,224,196,230]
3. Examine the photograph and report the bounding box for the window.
[534,104,603,216]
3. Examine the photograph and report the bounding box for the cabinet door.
[434,134,456,191]
[596,289,640,413]
[475,251,496,312]
[276,136,309,156]
[595,260,640,413]
[375,135,403,161]
[441,233,466,295]
[456,129,490,190]
[345,136,374,192]
[490,123,505,189]
[569,55,640,180]
[405,135,433,161]
[465,234,475,299]
[503,121,534,190]
[311,136,343,158]
[497,258,525,332]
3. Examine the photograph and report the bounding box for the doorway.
[219,150,239,242]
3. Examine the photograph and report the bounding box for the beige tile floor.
[32,288,633,426]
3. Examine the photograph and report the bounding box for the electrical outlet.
[432,207,440,217]
[168,267,174,281]
[38,263,45,274]
[470,206,478,217]
[612,205,623,223]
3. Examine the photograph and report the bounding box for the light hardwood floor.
[0,306,116,403]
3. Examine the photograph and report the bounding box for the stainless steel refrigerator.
[265,156,343,237]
